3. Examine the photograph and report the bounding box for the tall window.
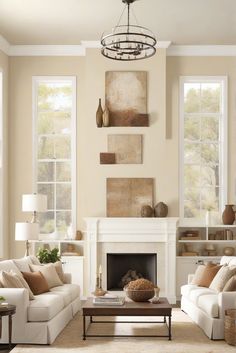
[179,76,227,221]
[33,77,76,236]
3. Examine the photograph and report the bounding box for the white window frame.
[179,76,228,224]
[32,76,77,236]
[0,71,3,257]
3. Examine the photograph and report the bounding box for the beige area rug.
[12,309,235,353]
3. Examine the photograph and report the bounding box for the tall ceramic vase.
[96,98,103,128]
[102,105,110,127]
[222,205,235,225]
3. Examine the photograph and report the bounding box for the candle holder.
[92,276,107,297]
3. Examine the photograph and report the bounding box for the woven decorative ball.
[225,309,236,346]
[124,288,154,302]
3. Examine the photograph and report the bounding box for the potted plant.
[37,247,61,264]
[0,296,5,303]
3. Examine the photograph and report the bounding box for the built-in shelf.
[178,240,236,243]
[177,256,221,259]
[30,239,84,243]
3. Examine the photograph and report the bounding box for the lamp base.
[25,240,30,257]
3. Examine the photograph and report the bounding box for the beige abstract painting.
[107,178,153,217]
[105,71,148,126]
[108,134,142,164]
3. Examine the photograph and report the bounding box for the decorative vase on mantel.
[96,98,103,128]
[222,204,235,225]
[154,202,168,217]
[102,105,110,127]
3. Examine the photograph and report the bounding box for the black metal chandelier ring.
[100,0,157,61]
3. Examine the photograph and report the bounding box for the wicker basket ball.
[225,309,236,346]
[124,278,155,302]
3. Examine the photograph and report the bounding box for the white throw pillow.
[29,263,63,288]
[209,265,236,292]
[0,270,34,300]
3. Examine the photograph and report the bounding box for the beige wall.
[9,49,180,258]
[167,56,236,207]
[8,52,236,258]
[0,50,9,259]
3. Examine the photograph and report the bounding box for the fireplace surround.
[85,217,178,304]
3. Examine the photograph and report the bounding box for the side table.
[0,305,16,350]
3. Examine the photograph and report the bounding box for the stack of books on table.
[93,296,125,306]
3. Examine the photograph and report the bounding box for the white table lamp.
[22,194,47,223]
[15,222,39,256]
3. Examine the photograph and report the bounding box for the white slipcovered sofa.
[181,256,236,339]
[0,256,81,344]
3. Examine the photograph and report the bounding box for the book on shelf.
[93,296,125,306]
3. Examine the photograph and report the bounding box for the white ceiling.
[0,0,235,45]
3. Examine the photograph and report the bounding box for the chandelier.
[101,0,157,61]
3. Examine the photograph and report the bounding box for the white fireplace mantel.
[85,217,179,304]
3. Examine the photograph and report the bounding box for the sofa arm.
[64,273,72,284]
[218,292,236,318]
[188,274,194,284]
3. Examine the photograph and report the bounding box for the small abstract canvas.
[108,134,142,164]
[107,178,154,217]
[105,71,148,127]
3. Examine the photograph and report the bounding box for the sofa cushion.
[181,284,198,297]
[50,284,80,303]
[13,257,32,272]
[209,265,236,292]
[28,255,41,265]
[22,271,49,295]
[49,288,71,306]
[28,293,64,322]
[189,287,216,305]
[0,260,23,277]
[198,294,219,318]
[30,263,63,289]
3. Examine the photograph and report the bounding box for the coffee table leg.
[168,315,172,340]
[9,315,12,350]
[83,315,86,341]
[164,316,166,323]
[90,316,93,323]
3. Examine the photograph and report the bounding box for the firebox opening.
[107,253,157,291]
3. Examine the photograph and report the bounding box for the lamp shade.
[22,194,47,212]
[15,222,39,241]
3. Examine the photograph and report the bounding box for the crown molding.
[167,45,236,56]
[0,35,10,55]
[8,45,86,56]
[1,33,236,57]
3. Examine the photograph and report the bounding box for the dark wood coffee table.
[0,304,16,350]
[82,297,172,340]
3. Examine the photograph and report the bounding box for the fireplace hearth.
[107,253,157,291]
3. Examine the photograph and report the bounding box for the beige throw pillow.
[0,270,34,300]
[29,263,63,288]
[195,264,222,287]
[191,264,213,285]
[53,261,65,283]
[223,274,236,292]
[209,265,236,292]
